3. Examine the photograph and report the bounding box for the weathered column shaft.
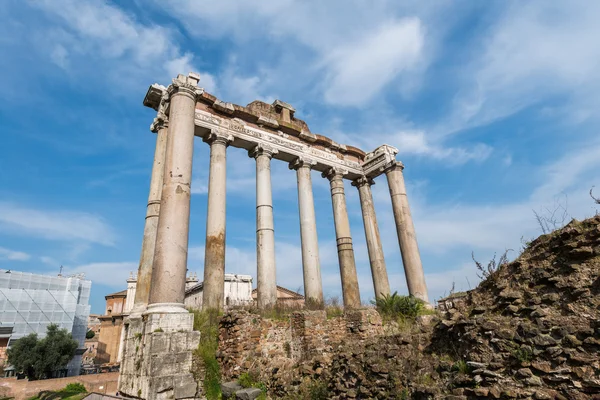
[148,78,198,311]
[324,169,361,309]
[353,177,390,300]
[251,145,277,309]
[202,131,232,311]
[132,117,168,312]
[290,159,324,307]
[385,162,429,303]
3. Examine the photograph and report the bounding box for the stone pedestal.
[118,313,200,400]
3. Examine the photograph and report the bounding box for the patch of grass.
[153,328,163,333]
[238,371,267,400]
[372,292,427,323]
[324,296,344,319]
[191,308,222,400]
[62,384,86,394]
[134,332,142,340]
[452,360,470,375]
[512,347,533,363]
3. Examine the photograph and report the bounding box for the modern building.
[0,269,91,377]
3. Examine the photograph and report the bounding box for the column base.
[118,313,200,400]
[145,302,188,315]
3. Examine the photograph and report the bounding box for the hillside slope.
[323,216,600,399]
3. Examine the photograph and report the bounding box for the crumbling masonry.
[118,72,429,400]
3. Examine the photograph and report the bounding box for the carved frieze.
[194,110,363,176]
[362,144,399,178]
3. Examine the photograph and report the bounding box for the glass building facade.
[0,269,91,376]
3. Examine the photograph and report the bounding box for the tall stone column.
[147,75,199,313]
[323,168,361,309]
[250,144,278,309]
[352,177,390,300]
[289,157,323,308]
[202,130,233,311]
[384,162,429,303]
[131,114,168,314]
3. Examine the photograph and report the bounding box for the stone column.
[384,162,429,303]
[250,144,278,309]
[202,130,233,311]
[323,168,361,309]
[289,157,323,308]
[352,177,390,300]
[147,75,199,313]
[131,115,168,314]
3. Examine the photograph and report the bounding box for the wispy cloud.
[23,0,216,92]
[63,261,137,287]
[0,247,30,261]
[323,18,424,106]
[440,1,600,135]
[0,202,116,246]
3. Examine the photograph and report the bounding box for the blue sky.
[1,1,599,314]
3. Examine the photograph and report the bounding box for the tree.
[7,324,78,380]
[85,329,95,340]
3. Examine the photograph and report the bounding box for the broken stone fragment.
[235,387,264,400]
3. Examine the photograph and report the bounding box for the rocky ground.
[279,216,600,399]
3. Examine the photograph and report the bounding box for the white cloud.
[442,1,600,135]
[40,256,58,266]
[151,1,435,106]
[27,0,215,90]
[0,202,116,246]
[323,18,424,106]
[411,140,600,254]
[0,247,31,261]
[392,130,492,164]
[63,261,137,287]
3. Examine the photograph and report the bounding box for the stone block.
[169,332,188,352]
[150,334,170,355]
[235,387,263,400]
[173,374,197,399]
[222,382,243,398]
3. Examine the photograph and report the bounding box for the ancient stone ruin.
[118,72,429,400]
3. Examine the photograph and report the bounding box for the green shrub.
[451,360,470,374]
[512,347,533,363]
[372,292,425,322]
[324,296,343,319]
[238,371,266,400]
[308,379,328,400]
[191,308,222,400]
[63,383,86,394]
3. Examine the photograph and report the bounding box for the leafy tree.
[85,330,95,340]
[7,324,78,380]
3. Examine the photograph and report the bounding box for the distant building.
[83,314,101,366]
[251,286,305,308]
[96,289,127,365]
[0,269,91,377]
[184,274,253,310]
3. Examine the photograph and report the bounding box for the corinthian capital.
[248,144,278,159]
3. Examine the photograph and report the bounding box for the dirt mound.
[323,216,600,399]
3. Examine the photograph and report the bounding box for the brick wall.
[0,372,119,400]
[217,309,383,380]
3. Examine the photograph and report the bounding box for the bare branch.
[591,186,600,204]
